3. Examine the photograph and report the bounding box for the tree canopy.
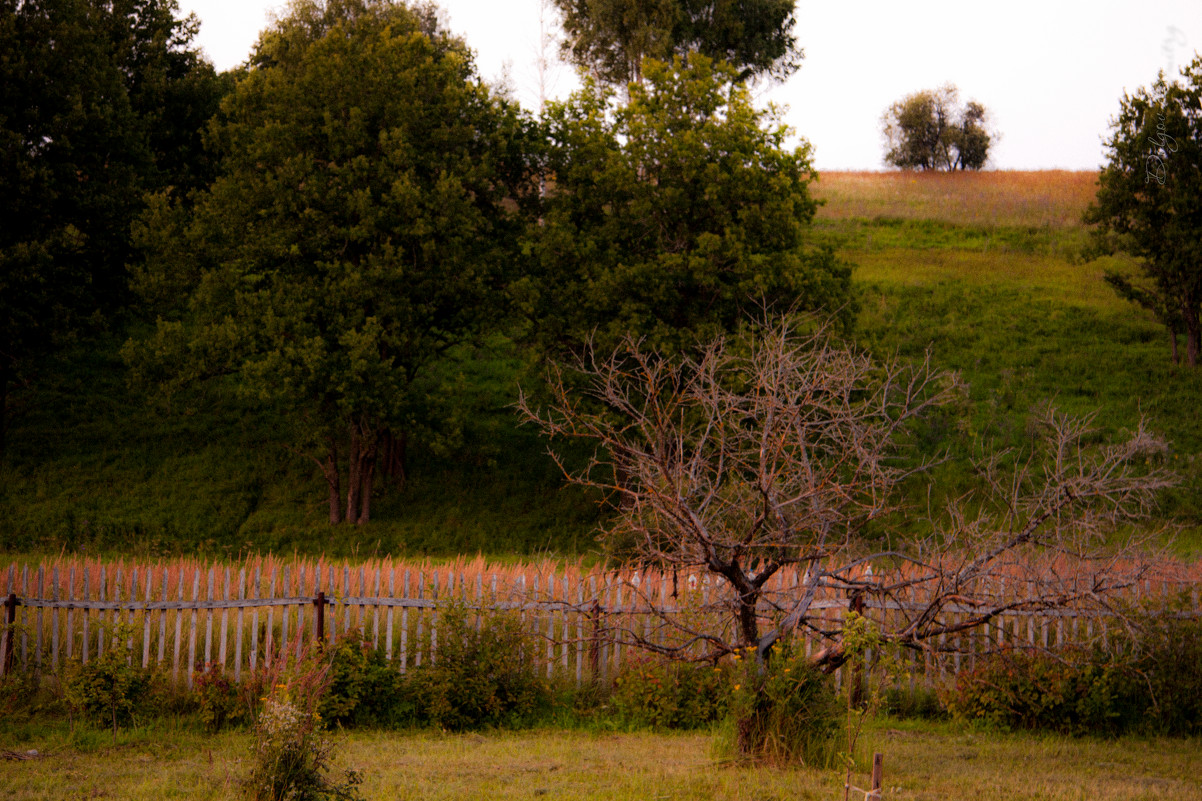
[1085,54,1202,367]
[125,0,536,524]
[881,84,992,171]
[0,0,223,455]
[552,0,801,89]
[525,55,851,358]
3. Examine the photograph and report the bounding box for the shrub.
[949,606,1202,736]
[947,647,1136,735]
[720,642,839,766]
[1132,605,1202,735]
[195,662,243,733]
[320,636,407,729]
[65,624,151,739]
[611,656,730,729]
[403,602,549,731]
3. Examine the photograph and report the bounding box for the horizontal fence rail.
[2,556,1199,690]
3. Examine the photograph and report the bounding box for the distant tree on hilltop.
[1085,53,1202,367]
[552,0,801,90]
[881,84,992,171]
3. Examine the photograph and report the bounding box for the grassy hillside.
[2,170,1198,559]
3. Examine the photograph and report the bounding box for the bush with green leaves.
[949,606,1202,736]
[948,646,1136,735]
[720,641,839,766]
[319,636,408,729]
[195,662,243,733]
[402,602,549,731]
[65,625,150,738]
[611,656,730,730]
[1128,603,1202,735]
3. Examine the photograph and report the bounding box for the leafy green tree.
[1085,54,1202,367]
[881,84,992,171]
[126,0,535,525]
[0,0,222,456]
[525,55,850,356]
[552,0,801,89]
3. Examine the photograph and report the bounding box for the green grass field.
[2,169,1199,559]
[2,719,1199,801]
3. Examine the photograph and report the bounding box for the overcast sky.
[177,0,1200,171]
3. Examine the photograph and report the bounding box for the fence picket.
[172,567,184,680]
[66,566,76,663]
[142,567,153,668]
[386,565,395,661]
[95,565,105,661]
[126,567,136,662]
[279,565,291,669]
[265,566,278,669]
[561,574,570,674]
[187,569,200,688]
[250,565,260,671]
[372,566,381,650]
[220,567,231,669]
[295,564,307,661]
[158,566,169,667]
[431,571,440,664]
[414,570,424,667]
[235,568,246,680]
[401,569,410,671]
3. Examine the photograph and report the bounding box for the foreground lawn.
[2,721,1199,801]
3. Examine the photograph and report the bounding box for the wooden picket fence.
[2,556,1199,690]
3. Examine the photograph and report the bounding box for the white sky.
[178,0,1200,170]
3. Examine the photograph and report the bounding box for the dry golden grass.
[813,171,1099,229]
[2,724,1199,801]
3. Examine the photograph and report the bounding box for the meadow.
[2,719,1200,801]
[2,169,1199,560]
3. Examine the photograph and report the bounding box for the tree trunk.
[1184,305,1200,367]
[0,365,8,459]
[381,428,407,491]
[322,439,342,525]
[346,426,362,524]
[356,437,377,526]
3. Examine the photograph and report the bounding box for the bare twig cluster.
[518,318,1178,669]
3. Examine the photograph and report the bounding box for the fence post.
[2,592,20,675]
[314,591,326,649]
[588,600,601,677]
[870,752,883,800]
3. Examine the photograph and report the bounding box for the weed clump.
[245,692,362,801]
[718,641,839,767]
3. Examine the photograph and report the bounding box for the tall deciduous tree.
[1085,54,1202,367]
[126,0,536,525]
[881,84,992,171]
[519,319,1176,682]
[525,56,850,358]
[552,0,801,89]
[0,0,222,456]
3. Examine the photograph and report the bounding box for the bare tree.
[518,318,1177,671]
